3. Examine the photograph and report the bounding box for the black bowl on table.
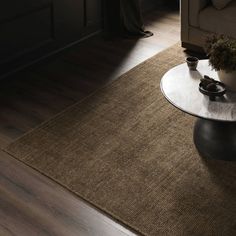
[199,80,226,101]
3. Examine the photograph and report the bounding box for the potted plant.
[205,34,236,91]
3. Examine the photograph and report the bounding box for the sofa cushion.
[199,0,236,39]
[212,0,232,9]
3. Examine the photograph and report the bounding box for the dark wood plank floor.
[0,7,180,236]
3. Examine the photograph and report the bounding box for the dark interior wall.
[0,0,53,64]
[0,0,102,78]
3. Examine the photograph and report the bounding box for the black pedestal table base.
[193,118,236,161]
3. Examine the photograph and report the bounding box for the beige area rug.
[5,44,236,236]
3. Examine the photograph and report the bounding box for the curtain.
[120,0,153,37]
[103,0,153,38]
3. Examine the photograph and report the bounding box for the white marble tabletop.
[160,59,236,122]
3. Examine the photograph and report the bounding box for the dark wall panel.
[0,6,53,63]
[86,0,102,27]
[0,0,102,77]
[53,0,84,42]
[0,0,51,23]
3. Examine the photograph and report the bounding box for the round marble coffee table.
[160,59,236,161]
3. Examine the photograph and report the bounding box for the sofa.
[181,0,236,51]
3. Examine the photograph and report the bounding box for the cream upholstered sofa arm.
[181,0,209,45]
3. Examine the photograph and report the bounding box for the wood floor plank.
[0,151,137,236]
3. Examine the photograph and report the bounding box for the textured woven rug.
[5,44,236,236]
